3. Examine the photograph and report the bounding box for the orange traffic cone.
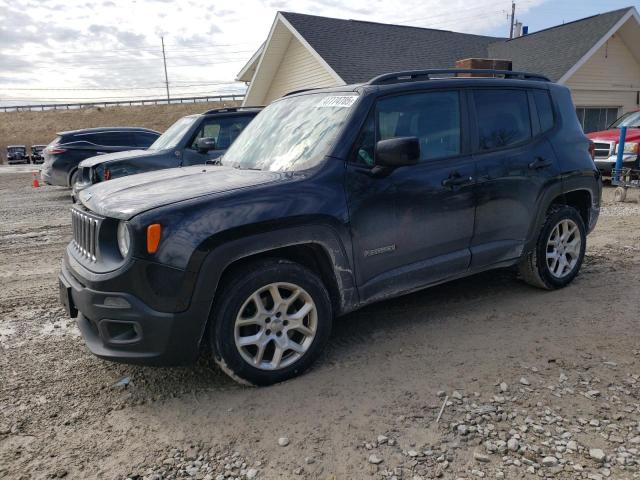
[32,171,40,188]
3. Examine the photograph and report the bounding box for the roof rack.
[203,106,263,115]
[283,87,321,97]
[368,69,550,85]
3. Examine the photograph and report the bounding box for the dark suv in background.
[30,145,46,164]
[72,108,260,199]
[60,69,601,386]
[6,145,28,164]
[40,127,160,187]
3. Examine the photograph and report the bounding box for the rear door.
[470,87,560,267]
[346,89,477,301]
[181,115,254,165]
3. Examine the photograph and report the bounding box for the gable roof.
[279,12,503,84]
[237,6,640,102]
[488,7,635,82]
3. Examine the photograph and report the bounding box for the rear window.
[474,89,531,150]
[532,89,555,132]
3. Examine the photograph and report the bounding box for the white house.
[237,7,640,133]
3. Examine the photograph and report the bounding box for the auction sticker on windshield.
[317,96,357,108]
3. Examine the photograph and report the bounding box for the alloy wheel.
[546,218,582,278]
[234,282,318,371]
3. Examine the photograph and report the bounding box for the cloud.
[0,0,550,105]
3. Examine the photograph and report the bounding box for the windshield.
[221,92,358,171]
[8,147,24,153]
[610,111,640,128]
[148,116,197,151]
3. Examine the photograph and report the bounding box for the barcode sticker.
[317,96,357,108]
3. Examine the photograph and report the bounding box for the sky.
[0,0,637,106]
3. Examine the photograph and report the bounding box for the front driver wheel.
[211,259,332,386]
[519,205,586,290]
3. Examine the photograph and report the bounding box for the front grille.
[594,141,614,159]
[71,208,101,261]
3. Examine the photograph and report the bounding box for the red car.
[587,110,640,175]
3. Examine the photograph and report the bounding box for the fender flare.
[183,223,357,318]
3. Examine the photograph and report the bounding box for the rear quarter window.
[532,90,555,132]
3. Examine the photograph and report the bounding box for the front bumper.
[7,157,28,164]
[60,251,208,366]
[595,154,638,174]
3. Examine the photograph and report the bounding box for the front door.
[181,115,254,166]
[346,90,476,302]
[471,88,560,267]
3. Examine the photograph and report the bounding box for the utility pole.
[161,35,170,102]
[509,1,516,39]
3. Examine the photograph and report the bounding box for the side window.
[94,132,135,147]
[474,89,531,150]
[189,116,253,150]
[532,90,555,132]
[377,91,461,162]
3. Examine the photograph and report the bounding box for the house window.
[576,107,620,133]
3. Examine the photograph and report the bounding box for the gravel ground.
[1,169,640,480]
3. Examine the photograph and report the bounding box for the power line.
[0,81,241,91]
[16,42,257,55]
[0,89,246,102]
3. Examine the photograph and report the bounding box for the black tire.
[210,259,332,386]
[519,205,586,290]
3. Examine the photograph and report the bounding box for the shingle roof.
[488,7,633,81]
[280,7,634,84]
[280,12,503,84]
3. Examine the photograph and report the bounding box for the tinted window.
[135,132,159,147]
[376,91,461,162]
[189,116,253,150]
[474,89,531,150]
[82,132,135,147]
[532,90,554,132]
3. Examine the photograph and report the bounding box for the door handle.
[528,157,553,169]
[442,173,473,188]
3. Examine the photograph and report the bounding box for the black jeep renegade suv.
[59,69,601,386]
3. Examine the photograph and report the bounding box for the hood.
[78,165,284,220]
[587,128,640,142]
[79,149,152,168]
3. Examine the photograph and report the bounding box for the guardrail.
[0,94,245,112]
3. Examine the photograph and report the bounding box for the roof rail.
[202,106,263,114]
[367,69,551,85]
[283,87,320,97]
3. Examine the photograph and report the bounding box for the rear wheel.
[519,205,586,290]
[210,259,332,386]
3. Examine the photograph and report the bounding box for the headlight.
[117,222,131,258]
[616,142,639,154]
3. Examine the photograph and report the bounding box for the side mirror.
[196,137,217,153]
[375,137,420,168]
